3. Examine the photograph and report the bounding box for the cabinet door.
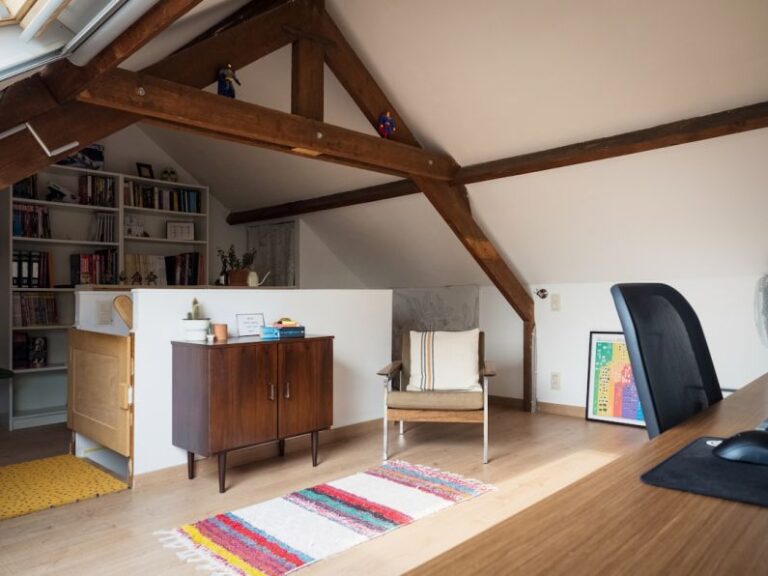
[278,339,333,438]
[68,329,132,457]
[209,343,278,453]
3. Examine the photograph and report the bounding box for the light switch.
[551,372,561,390]
[550,293,561,311]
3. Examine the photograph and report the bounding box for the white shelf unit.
[1,165,209,430]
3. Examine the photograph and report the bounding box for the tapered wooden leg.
[278,438,286,457]
[187,451,195,479]
[311,431,318,467]
[218,452,227,493]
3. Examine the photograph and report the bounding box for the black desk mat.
[641,437,768,508]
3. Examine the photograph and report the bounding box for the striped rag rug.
[156,460,494,575]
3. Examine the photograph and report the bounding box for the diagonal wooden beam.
[412,176,534,323]
[228,99,768,222]
[0,0,308,189]
[77,70,458,180]
[320,11,419,147]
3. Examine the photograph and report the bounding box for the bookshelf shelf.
[13,287,75,292]
[124,236,207,245]
[13,237,119,247]
[13,364,67,375]
[12,325,72,331]
[12,199,118,212]
[3,163,209,430]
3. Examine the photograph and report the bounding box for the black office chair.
[611,283,722,439]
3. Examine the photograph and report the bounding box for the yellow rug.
[0,454,128,520]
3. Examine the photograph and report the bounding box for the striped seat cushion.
[407,329,481,392]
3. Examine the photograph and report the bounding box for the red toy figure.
[377,111,397,138]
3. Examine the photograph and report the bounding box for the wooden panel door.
[278,339,333,438]
[209,343,278,453]
[68,329,132,457]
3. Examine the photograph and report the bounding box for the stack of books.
[12,293,59,326]
[70,249,118,285]
[262,318,305,339]
[78,175,116,207]
[12,250,53,287]
[12,203,51,238]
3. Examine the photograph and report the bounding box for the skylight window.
[0,0,128,84]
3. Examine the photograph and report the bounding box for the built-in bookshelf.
[0,164,209,430]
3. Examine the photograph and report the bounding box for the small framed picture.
[586,331,646,427]
[136,163,154,179]
[166,221,194,241]
[236,313,265,337]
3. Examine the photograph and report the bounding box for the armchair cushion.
[407,329,481,392]
[387,390,483,411]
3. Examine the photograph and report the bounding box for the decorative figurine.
[118,271,128,284]
[377,111,397,138]
[217,64,241,98]
[145,271,158,286]
[131,271,142,285]
[160,167,178,182]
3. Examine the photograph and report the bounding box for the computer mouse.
[713,430,768,465]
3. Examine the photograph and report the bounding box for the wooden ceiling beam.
[320,11,420,147]
[413,176,533,323]
[227,99,768,222]
[77,70,458,180]
[291,0,325,120]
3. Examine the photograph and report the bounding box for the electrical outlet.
[550,293,561,311]
[550,372,561,390]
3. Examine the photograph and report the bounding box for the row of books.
[13,203,51,238]
[11,176,37,199]
[123,181,203,214]
[123,252,206,286]
[12,333,49,369]
[78,175,116,207]
[89,212,116,243]
[12,293,59,326]
[12,250,54,288]
[69,250,119,285]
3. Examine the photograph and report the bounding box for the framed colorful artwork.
[585,331,645,427]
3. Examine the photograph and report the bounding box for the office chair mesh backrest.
[611,283,722,438]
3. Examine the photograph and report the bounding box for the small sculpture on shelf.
[145,271,158,286]
[160,167,179,182]
[217,64,241,98]
[131,271,143,285]
[118,270,128,284]
[377,111,397,139]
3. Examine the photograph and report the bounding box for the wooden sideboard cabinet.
[171,335,333,492]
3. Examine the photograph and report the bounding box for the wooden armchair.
[377,329,495,464]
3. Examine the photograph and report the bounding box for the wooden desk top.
[409,373,768,576]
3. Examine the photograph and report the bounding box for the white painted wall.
[479,277,768,408]
[128,288,391,475]
[479,286,524,399]
[298,219,367,289]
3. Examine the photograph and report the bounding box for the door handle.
[284,381,291,400]
[268,383,275,401]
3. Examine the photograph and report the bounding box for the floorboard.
[0,406,645,575]
[0,423,70,467]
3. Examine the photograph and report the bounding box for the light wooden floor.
[0,423,70,467]
[0,406,645,576]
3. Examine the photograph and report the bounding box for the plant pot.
[182,319,210,342]
[228,269,249,286]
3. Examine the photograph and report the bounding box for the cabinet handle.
[268,383,275,401]
[284,381,291,399]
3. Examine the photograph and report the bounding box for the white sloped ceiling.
[121,0,768,288]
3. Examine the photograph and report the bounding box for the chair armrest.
[481,361,497,378]
[377,361,403,378]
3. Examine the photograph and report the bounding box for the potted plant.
[181,298,210,341]
[217,245,257,286]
